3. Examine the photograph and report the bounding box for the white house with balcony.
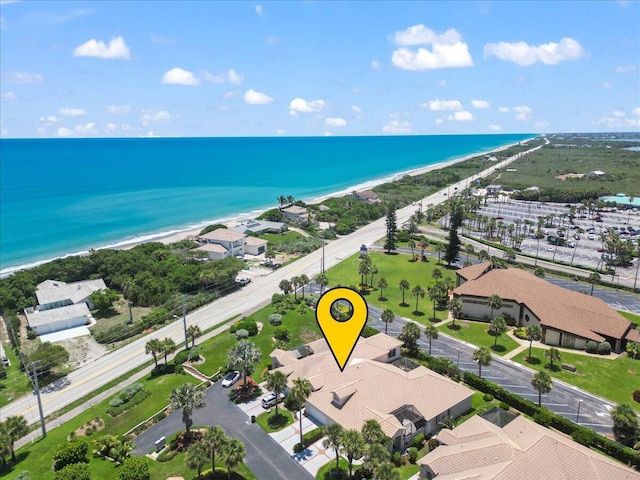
[194,228,268,260]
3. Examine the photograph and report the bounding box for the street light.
[576,399,583,422]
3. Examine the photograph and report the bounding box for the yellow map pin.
[316,287,368,372]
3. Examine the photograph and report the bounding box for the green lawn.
[91,303,152,336]
[512,347,640,411]
[196,304,322,379]
[437,320,520,356]
[260,230,304,245]
[0,339,33,407]
[255,409,294,433]
[5,370,192,479]
[325,251,456,325]
[315,456,419,480]
[619,310,640,327]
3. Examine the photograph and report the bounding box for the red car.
[496,216,504,220]
[597,247,605,252]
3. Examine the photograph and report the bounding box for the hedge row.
[463,371,640,467]
[107,388,151,417]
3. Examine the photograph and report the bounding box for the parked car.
[261,392,286,409]
[221,371,241,388]
[236,278,251,286]
[588,234,595,240]
[271,263,282,269]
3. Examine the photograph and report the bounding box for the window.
[388,348,397,358]
[525,314,530,322]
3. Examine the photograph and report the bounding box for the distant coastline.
[0,134,536,277]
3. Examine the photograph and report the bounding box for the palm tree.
[534,266,545,278]
[363,443,390,475]
[398,279,410,306]
[3,416,27,462]
[381,309,395,335]
[341,429,365,478]
[291,276,300,301]
[298,274,309,299]
[145,338,163,368]
[279,279,292,295]
[412,285,425,313]
[424,324,439,355]
[169,383,206,443]
[526,324,542,359]
[407,240,416,261]
[201,425,227,474]
[0,430,11,468]
[487,294,502,320]
[314,273,329,295]
[477,250,490,262]
[227,340,262,387]
[185,441,208,476]
[490,316,507,347]
[361,419,386,445]
[447,297,463,327]
[588,271,600,296]
[570,227,585,267]
[187,324,201,348]
[465,244,475,263]
[277,195,286,209]
[323,423,344,473]
[435,243,446,264]
[369,265,379,287]
[428,284,443,320]
[611,403,640,446]
[264,370,288,418]
[290,378,313,446]
[122,278,135,324]
[431,268,442,284]
[162,337,177,365]
[473,346,492,377]
[358,260,372,290]
[377,277,388,301]
[544,347,561,368]
[222,436,246,479]
[419,240,429,261]
[531,370,552,406]
[374,462,401,480]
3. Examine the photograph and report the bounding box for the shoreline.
[0,137,537,277]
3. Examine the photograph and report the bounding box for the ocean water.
[0,134,533,274]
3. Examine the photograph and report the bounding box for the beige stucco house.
[453,263,638,353]
[194,228,267,259]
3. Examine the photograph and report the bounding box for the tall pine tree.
[384,204,398,253]
[444,203,463,266]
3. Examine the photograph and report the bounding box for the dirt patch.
[555,173,584,181]
[299,327,322,344]
[70,417,105,439]
[59,336,107,369]
[628,369,637,375]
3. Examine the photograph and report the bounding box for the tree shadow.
[545,364,561,372]
[447,323,461,330]
[491,344,506,353]
[377,297,387,302]
[412,311,425,317]
[384,252,399,256]
[267,413,290,429]
[399,302,409,308]
[526,356,541,365]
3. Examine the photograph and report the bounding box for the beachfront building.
[25,278,106,335]
[352,189,381,204]
[194,228,267,259]
[453,263,639,352]
[270,333,474,452]
[230,219,288,235]
[281,205,309,223]
[418,410,640,479]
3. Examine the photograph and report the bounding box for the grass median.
[438,320,521,356]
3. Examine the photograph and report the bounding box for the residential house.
[281,205,309,223]
[271,333,474,451]
[418,410,640,479]
[230,219,288,235]
[453,263,638,352]
[194,228,267,259]
[352,190,381,204]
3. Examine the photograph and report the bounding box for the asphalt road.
[134,382,313,480]
[0,141,545,425]
[366,305,617,436]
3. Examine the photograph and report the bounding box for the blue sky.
[0,0,638,138]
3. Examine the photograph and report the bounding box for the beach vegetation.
[89,288,119,314]
[199,224,228,235]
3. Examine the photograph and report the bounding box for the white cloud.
[601,82,612,89]
[244,89,274,104]
[121,123,133,131]
[371,59,381,70]
[613,110,625,117]
[421,99,463,111]
[255,5,263,15]
[140,109,172,126]
[484,37,585,66]
[498,106,510,113]
[435,118,444,125]
[1,91,16,100]
[595,115,640,128]
[615,64,636,73]
[534,121,550,128]
[325,117,347,127]
[633,107,640,116]
[471,99,490,109]
[203,69,244,85]
[59,107,87,117]
[37,127,46,135]
[391,25,473,70]
[351,105,361,113]
[74,122,97,135]
[73,36,131,60]
[162,67,200,86]
[223,91,239,99]
[56,127,75,137]
[6,72,43,83]
[514,105,532,120]
[289,98,325,114]
[106,105,131,114]
[438,80,447,87]
[275,128,285,135]
[324,131,332,137]
[488,124,502,131]
[39,115,60,126]
[448,111,474,122]
[382,120,412,134]
[105,122,118,132]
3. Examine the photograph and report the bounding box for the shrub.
[483,393,494,402]
[499,402,510,411]
[514,327,527,339]
[302,426,325,447]
[269,314,282,326]
[119,456,150,480]
[107,388,151,417]
[597,341,611,355]
[533,411,553,427]
[235,329,249,339]
[586,341,598,353]
[633,390,640,403]
[411,433,425,449]
[109,396,124,408]
[391,451,403,467]
[54,463,91,480]
[273,326,289,341]
[571,426,598,447]
[26,330,37,340]
[408,447,418,464]
[361,325,379,338]
[293,442,305,454]
[53,438,89,471]
[155,411,166,423]
[236,317,258,336]
[427,438,439,452]
[157,448,179,462]
[173,350,189,364]
[188,346,201,361]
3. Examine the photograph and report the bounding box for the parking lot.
[467,199,640,285]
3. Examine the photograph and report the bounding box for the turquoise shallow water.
[0,134,533,273]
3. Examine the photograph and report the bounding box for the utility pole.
[31,362,46,438]
[181,296,189,350]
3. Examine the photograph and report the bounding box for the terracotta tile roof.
[625,328,640,343]
[454,264,632,342]
[419,414,640,480]
[456,262,494,282]
[244,236,267,246]
[198,229,246,242]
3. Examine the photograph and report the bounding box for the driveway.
[134,382,313,480]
